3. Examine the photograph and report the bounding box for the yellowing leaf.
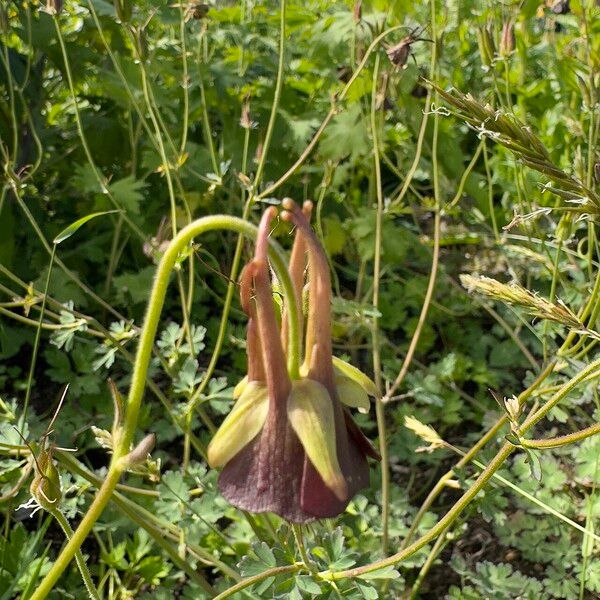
[207,382,269,467]
[288,379,347,500]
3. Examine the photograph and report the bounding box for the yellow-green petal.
[332,356,380,398]
[233,375,248,399]
[207,382,269,468]
[335,373,370,413]
[287,379,347,501]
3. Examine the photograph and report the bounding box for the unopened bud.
[353,1,362,23]
[134,27,148,62]
[594,163,600,184]
[31,448,62,510]
[499,20,515,56]
[476,23,495,68]
[240,100,253,129]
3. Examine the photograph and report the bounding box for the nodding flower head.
[208,200,379,523]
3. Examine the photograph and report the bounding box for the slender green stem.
[0,40,18,162]
[52,16,145,241]
[213,565,302,600]
[258,24,407,200]
[198,33,220,176]
[179,6,189,156]
[48,508,101,600]
[21,244,55,431]
[253,0,286,190]
[322,354,600,579]
[369,52,389,553]
[57,450,239,580]
[30,216,301,598]
[408,525,449,600]
[399,359,555,550]
[292,524,317,574]
[520,420,600,449]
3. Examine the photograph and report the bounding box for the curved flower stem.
[30,215,301,599]
[48,508,100,600]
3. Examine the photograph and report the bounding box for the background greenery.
[1,0,600,598]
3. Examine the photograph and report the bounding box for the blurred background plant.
[1,0,600,598]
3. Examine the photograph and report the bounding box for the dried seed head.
[386,38,412,68]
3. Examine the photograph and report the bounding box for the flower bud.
[476,23,495,68]
[30,448,62,510]
[122,433,156,467]
[499,20,515,56]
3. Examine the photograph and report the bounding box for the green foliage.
[1,0,600,598]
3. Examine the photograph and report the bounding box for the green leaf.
[53,210,120,244]
[108,175,148,215]
[356,565,401,580]
[523,447,542,482]
[319,104,369,161]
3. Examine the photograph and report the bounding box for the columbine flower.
[208,200,379,523]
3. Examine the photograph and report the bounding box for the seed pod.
[240,100,253,129]
[476,23,495,68]
[30,447,62,511]
[134,27,148,62]
[499,20,515,56]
